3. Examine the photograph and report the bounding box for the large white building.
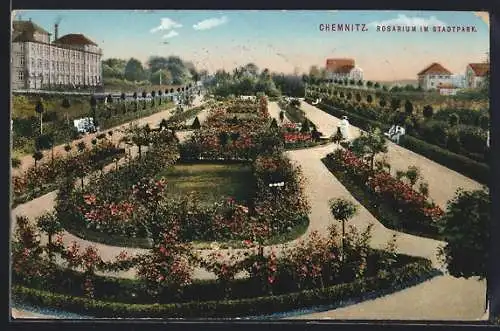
[417,62,453,90]
[11,19,103,90]
[325,58,364,81]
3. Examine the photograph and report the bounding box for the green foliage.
[404,100,413,115]
[379,98,387,108]
[329,198,357,222]
[12,258,435,318]
[448,113,460,127]
[35,134,54,151]
[191,116,201,129]
[399,135,488,184]
[422,105,434,119]
[12,157,21,168]
[439,188,490,279]
[32,150,43,162]
[350,127,388,170]
[300,119,310,133]
[124,58,146,82]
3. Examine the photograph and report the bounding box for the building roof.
[326,58,355,72]
[437,83,457,89]
[54,34,98,46]
[417,62,452,76]
[13,20,51,35]
[468,63,489,77]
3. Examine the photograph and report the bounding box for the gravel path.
[299,101,484,209]
[13,96,204,176]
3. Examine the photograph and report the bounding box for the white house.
[325,58,364,81]
[417,62,453,90]
[11,19,103,90]
[465,63,489,88]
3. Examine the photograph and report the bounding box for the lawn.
[159,163,256,205]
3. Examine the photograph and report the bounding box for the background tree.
[124,58,146,82]
[423,105,434,120]
[390,98,401,112]
[379,98,387,108]
[439,188,490,279]
[404,100,413,115]
[329,198,358,262]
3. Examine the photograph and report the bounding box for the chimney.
[54,23,59,41]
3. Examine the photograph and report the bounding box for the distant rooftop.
[54,34,98,46]
[468,63,489,77]
[417,62,452,76]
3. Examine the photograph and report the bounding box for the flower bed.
[12,214,438,317]
[308,98,489,184]
[12,140,125,206]
[323,149,443,239]
[55,98,309,247]
[12,258,437,318]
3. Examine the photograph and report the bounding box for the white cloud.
[193,16,228,30]
[162,30,179,39]
[368,14,446,27]
[150,18,182,33]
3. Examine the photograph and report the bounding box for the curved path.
[11,100,486,320]
[13,96,204,176]
[299,101,484,209]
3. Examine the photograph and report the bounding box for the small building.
[437,83,460,96]
[325,58,363,81]
[465,63,489,88]
[417,62,453,90]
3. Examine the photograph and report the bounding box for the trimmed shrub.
[422,105,434,119]
[448,113,460,127]
[12,259,436,318]
[399,135,489,184]
[458,127,487,154]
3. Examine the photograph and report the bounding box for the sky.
[12,10,490,81]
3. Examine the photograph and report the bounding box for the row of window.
[16,70,101,83]
[428,75,450,79]
[28,58,100,73]
[29,43,100,61]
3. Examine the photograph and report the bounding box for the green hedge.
[399,135,489,184]
[13,260,437,318]
[306,99,489,184]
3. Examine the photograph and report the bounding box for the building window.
[45,60,49,70]
[18,71,24,80]
[20,56,25,66]
[31,58,35,67]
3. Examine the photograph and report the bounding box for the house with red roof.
[465,63,489,88]
[325,58,363,81]
[417,62,453,90]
